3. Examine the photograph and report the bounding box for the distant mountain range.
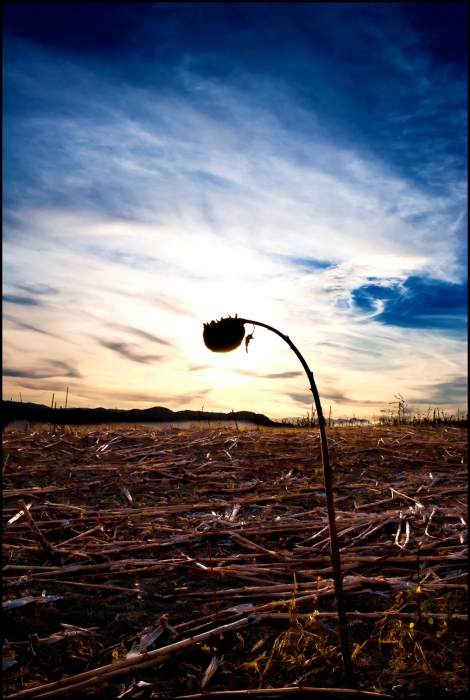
[2,400,278,428]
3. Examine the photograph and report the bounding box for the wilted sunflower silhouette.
[203,315,245,353]
[202,314,356,687]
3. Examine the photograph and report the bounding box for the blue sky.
[2,2,468,419]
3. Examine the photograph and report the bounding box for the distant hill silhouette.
[2,401,278,428]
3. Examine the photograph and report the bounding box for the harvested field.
[2,422,467,699]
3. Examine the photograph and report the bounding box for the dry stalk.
[4,616,258,700]
[17,499,57,556]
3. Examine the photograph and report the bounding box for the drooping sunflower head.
[203,315,245,353]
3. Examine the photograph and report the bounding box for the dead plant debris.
[2,422,467,699]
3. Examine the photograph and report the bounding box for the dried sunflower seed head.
[203,316,246,353]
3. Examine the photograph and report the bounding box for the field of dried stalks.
[2,423,467,699]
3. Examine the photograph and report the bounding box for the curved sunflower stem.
[240,319,356,688]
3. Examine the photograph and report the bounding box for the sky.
[2,2,468,420]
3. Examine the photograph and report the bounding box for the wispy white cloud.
[2,10,467,418]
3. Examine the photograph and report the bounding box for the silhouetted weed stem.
[203,316,356,688]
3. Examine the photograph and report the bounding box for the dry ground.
[2,422,467,699]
